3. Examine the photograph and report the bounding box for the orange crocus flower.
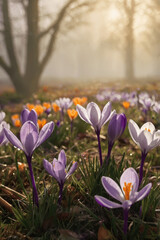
[26,103,35,111]
[52,103,60,112]
[14,119,21,127]
[34,105,44,116]
[37,119,47,129]
[72,97,87,106]
[122,101,130,109]
[11,114,20,120]
[67,109,78,120]
[43,102,51,110]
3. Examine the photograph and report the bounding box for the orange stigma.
[123,182,132,200]
[145,128,151,132]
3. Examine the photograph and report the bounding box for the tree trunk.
[24,0,39,93]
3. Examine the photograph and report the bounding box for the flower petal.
[128,120,140,144]
[76,104,91,124]
[120,168,139,194]
[66,162,78,178]
[138,131,152,153]
[28,109,38,126]
[21,109,30,124]
[36,121,54,147]
[20,121,38,156]
[135,183,152,202]
[100,102,114,127]
[43,158,55,177]
[52,160,66,184]
[101,176,123,202]
[58,150,67,166]
[141,122,155,134]
[87,102,101,127]
[95,195,122,209]
[4,127,23,150]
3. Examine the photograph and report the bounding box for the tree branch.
[39,0,76,75]
[0,56,11,75]
[2,0,21,77]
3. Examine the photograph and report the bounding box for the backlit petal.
[4,127,23,150]
[135,183,152,202]
[95,195,122,209]
[76,104,91,124]
[102,176,123,202]
[128,120,140,144]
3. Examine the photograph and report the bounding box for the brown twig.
[0,196,13,213]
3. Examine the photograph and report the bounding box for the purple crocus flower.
[128,120,160,186]
[106,113,127,164]
[43,150,78,205]
[95,168,152,235]
[76,102,115,166]
[4,120,54,207]
[21,108,37,126]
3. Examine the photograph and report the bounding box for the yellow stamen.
[123,182,132,200]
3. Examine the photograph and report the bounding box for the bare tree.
[0,0,96,96]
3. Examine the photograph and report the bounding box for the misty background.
[0,0,160,93]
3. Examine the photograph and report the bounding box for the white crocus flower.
[128,120,160,155]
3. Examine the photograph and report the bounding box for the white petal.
[128,120,140,144]
[141,122,155,134]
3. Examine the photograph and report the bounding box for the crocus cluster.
[4,109,54,207]
[43,150,77,204]
[95,168,152,235]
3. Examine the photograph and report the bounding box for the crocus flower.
[21,108,37,126]
[43,150,78,204]
[34,104,44,116]
[122,101,130,109]
[4,120,54,207]
[76,102,115,166]
[67,109,78,133]
[106,113,127,164]
[95,168,152,235]
[56,98,72,120]
[128,120,160,185]
[72,97,87,106]
[52,103,60,113]
[37,119,47,129]
[0,121,10,145]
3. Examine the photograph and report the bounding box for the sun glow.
[108,6,120,22]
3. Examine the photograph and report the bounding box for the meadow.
[0,81,160,240]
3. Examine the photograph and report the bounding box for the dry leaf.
[98,225,114,240]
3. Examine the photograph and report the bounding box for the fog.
[0,0,160,91]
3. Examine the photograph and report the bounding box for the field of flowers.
[0,82,160,240]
